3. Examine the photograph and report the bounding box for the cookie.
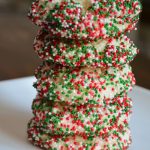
[34,29,138,67]
[28,0,141,40]
[34,62,135,105]
[28,123,131,149]
[29,94,132,136]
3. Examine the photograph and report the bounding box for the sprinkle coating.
[28,0,142,40]
[34,62,135,105]
[27,0,141,149]
[29,94,132,136]
[34,29,138,67]
[28,121,131,149]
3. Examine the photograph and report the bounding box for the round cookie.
[27,123,131,149]
[34,62,135,105]
[30,94,132,136]
[34,29,138,67]
[28,0,142,40]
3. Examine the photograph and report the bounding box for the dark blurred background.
[0,0,150,89]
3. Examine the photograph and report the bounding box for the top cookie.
[28,0,142,40]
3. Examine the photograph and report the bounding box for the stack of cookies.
[27,0,142,149]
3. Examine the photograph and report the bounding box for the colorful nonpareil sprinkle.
[28,123,131,149]
[34,62,135,105]
[28,0,141,40]
[34,29,138,67]
[30,94,132,136]
[27,0,141,149]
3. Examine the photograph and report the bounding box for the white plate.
[0,77,150,150]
